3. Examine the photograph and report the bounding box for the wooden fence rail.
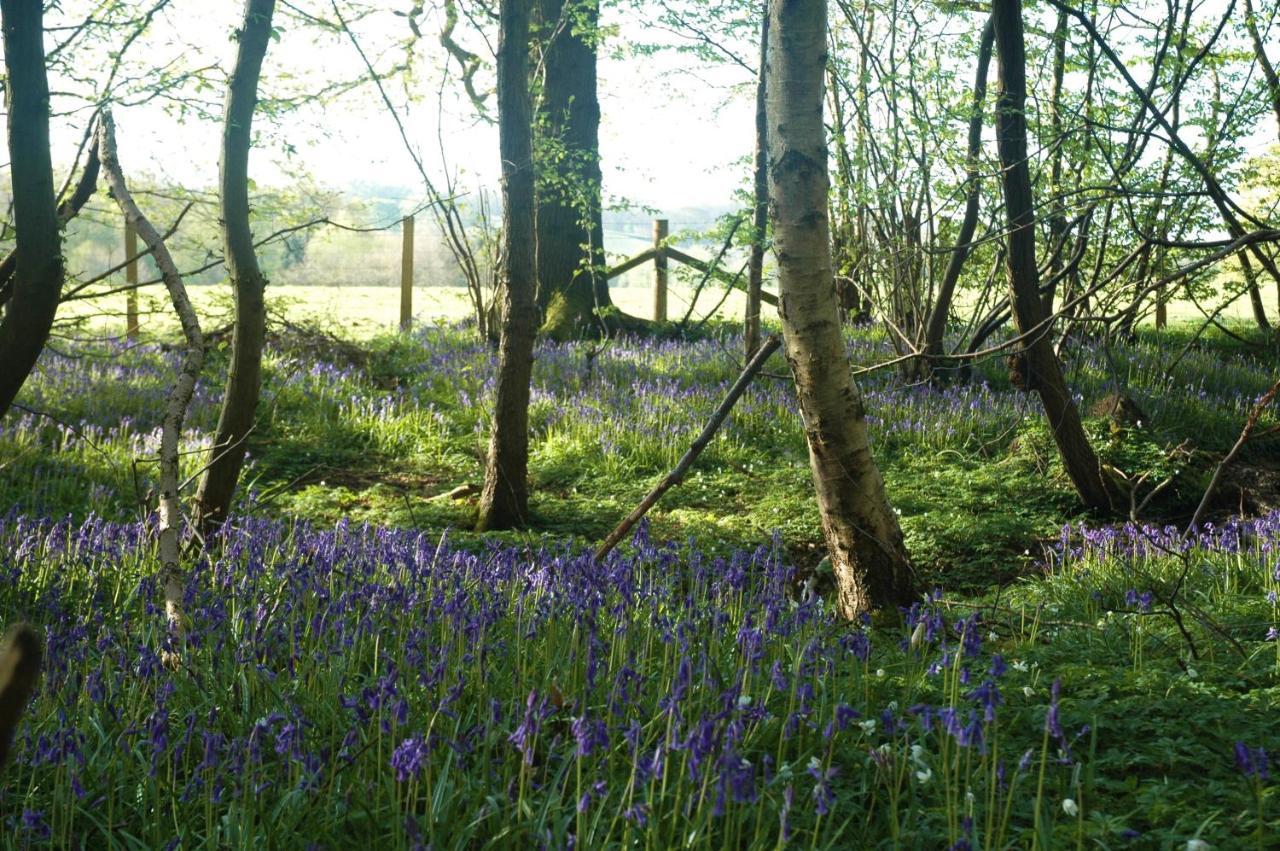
[400,214,414,331]
[115,212,772,335]
[124,221,139,340]
[603,218,778,320]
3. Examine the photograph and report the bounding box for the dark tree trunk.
[992,0,1113,513]
[920,16,993,378]
[0,0,63,420]
[768,0,915,617]
[1042,8,1069,317]
[194,0,276,535]
[1240,252,1272,330]
[744,2,769,359]
[534,0,611,340]
[478,0,538,531]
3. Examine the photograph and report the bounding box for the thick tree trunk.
[534,0,611,340]
[767,0,915,618]
[920,16,993,378]
[477,0,538,531]
[194,0,275,535]
[0,0,63,420]
[992,0,1112,513]
[744,3,769,359]
[99,110,205,663]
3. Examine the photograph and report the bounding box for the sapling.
[98,109,205,665]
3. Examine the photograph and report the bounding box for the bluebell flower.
[391,736,429,782]
[1235,742,1270,781]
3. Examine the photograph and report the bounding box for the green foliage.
[9,317,1278,586]
[5,311,1280,847]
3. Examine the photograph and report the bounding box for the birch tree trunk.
[0,0,62,420]
[744,2,769,359]
[477,0,538,531]
[768,0,915,618]
[992,0,1113,512]
[194,0,276,536]
[99,110,205,661]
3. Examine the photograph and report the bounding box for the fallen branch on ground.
[595,335,782,561]
[1187,376,1280,534]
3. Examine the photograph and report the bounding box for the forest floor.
[1,309,1278,847]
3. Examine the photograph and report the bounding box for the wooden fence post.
[125,219,139,340]
[400,214,415,331]
[653,218,669,322]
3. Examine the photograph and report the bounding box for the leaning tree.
[991,0,1114,512]
[194,0,277,535]
[0,0,65,419]
[767,0,915,616]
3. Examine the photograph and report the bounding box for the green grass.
[11,306,1280,584]
[3,299,1280,847]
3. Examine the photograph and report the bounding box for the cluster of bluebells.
[0,512,1085,847]
[1051,511,1280,643]
[13,322,1276,528]
[1055,512,1280,563]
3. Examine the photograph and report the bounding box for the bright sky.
[18,0,1276,226]
[32,1,758,217]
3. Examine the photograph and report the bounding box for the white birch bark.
[98,110,205,662]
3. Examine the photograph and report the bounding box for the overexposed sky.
[15,0,1276,224]
[29,1,759,216]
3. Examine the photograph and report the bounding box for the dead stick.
[1186,376,1280,534]
[595,335,782,561]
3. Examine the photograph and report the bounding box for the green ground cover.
[1,306,1278,848]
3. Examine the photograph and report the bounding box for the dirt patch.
[1088,392,1148,428]
[1208,460,1280,517]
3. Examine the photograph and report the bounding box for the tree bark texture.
[767,0,915,618]
[478,0,538,531]
[0,0,63,420]
[534,0,611,339]
[99,110,206,659]
[0,624,41,771]
[194,0,275,535]
[992,0,1113,512]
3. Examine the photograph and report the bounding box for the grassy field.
[57,277,1274,341]
[58,282,757,338]
[3,303,1279,847]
